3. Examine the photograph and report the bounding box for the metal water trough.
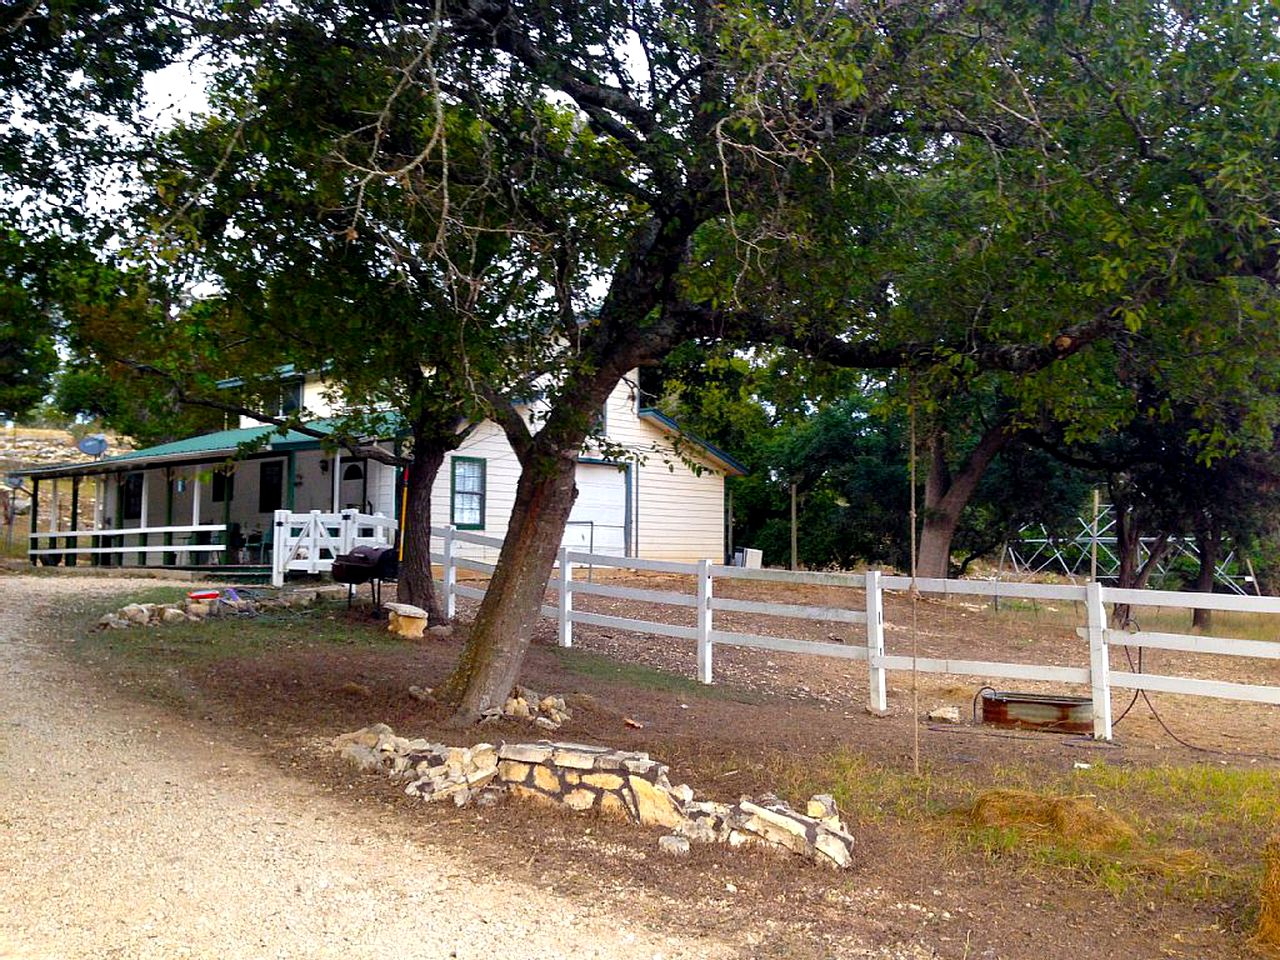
[978,688,1093,734]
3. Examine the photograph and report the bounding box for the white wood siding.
[426,375,728,563]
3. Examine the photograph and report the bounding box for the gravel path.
[0,575,731,960]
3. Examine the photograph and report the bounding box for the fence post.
[1086,579,1113,740]
[271,509,288,587]
[339,508,356,554]
[558,545,573,648]
[696,558,713,684]
[865,569,887,713]
[308,510,322,574]
[443,525,457,620]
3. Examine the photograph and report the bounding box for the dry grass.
[1254,834,1280,957]
[967,789,1136,849]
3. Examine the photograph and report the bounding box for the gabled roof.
[637,408,748,477]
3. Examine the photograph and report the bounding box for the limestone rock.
[427,624,453,639]
[497,743,553,764]
[407,685,433,702]
[533,716,559,731]
[159,606,188,625]
[503,697,531,719]
[658,835,690,857]
[806,794,839,820]
[563,788,596,811]
[629,775,686,829]
[927,705,962,724]
[386,604,428,639]
[532,765,561,793]
[120,604,150,624]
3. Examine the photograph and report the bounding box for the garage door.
[563,462,627,556]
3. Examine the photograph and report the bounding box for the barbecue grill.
[331,545,399,609]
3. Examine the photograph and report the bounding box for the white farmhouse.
[15,369,745,576]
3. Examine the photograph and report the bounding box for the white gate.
[270,509,397,585]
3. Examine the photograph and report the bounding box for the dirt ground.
[7,568,1280,960]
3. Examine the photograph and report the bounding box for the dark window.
[280,379,304,416]
[211,468,234,503]
[342,462,364,481]
[122,473,144,521]
[259,461,284,513]
[450,457,485,529]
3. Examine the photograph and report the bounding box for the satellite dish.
[77,434,108,458]
[3,475,22,489]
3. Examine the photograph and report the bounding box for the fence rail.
[28,523,228,563]
[424,525,1280,740]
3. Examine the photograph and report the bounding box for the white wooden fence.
[29,524,228,563]
[271,509,397,585]
[427,525,1280,741]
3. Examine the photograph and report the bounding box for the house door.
[339,461,368,512]
[564,462,627,556]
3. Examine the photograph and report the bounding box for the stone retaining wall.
[334,724,856,869]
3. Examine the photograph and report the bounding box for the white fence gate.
[271,509,397,585]
[426,525,1280,742]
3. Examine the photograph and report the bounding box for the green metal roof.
[8,421,339,478]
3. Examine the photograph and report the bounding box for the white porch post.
[331,452,342,511]
[189,473,201,564]
[48,479,59,533]
[137,472,150,566]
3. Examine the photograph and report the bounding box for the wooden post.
[443,525,457,620]
[865,569,887,713]
[558,545,573,648]
[696,558,713,683]
[285,450,297,511]
[1086,579,1112,740]
[726,487,734,565]
[163,467,174,566]
[138,471,150,566]
[789,482,798,571]
[68,476,80,567]
[92,476,103,567]
[28,477,38,566]
[221,469,232,564]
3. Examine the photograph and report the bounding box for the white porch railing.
[270,509,397,585]
[425,524,1280,742]
[28,524,228,564]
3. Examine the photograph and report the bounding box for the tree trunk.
[395,436,448,625]
[916,421,1015,579]
[1192,521,1221,631]
[1111,496,1170,627]
[437,446,580,718]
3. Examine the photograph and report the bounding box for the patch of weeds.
[774,749,948,823]
[72,602,411,669]
[549,647,762,702]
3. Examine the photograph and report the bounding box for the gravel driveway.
[0,574,730,960]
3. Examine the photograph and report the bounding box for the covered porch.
[18,424,401,578]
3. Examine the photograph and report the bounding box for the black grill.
[331,545,399,584]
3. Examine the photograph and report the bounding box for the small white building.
[15,370,745,574]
